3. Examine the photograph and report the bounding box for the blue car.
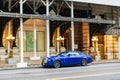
[42,51,93,68]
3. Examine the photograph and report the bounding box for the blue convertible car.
[42,51,92,68]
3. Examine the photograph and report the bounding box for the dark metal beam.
[0,12,115,24]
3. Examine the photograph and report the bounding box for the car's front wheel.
[53,60,60,68]
[81,59,87,66]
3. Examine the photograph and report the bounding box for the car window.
[69,52,80,57]
[79,52,86,55]
[58,51,67,56]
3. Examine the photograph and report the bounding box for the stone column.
[56,27,60,53]
[105,35,113,59]
[118,17,120,59]
[118,37,120,59]
[82,22,90,54]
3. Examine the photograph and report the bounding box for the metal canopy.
[105,26,120,35]
[0,12,115,24]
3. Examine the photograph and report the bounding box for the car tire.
[41,58,45,67]
[53,60,60,68]
[81,59,87,66]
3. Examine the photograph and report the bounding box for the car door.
[69,52,81,65]
[59,52,74,66]
[63,51,81,66]
[60,52,72,66]
[57,51,70,66]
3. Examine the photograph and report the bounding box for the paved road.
[0,63,120,80]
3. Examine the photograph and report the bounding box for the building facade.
[0,0,119,67]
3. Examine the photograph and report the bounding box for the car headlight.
[44,58,48,63]
[44,58,50,63]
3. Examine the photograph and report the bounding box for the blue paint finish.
[42,51,93,68]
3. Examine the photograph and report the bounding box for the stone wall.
[82,23,90,54]
[74,23,82,50]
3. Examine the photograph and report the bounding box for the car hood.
[49,56,57,59]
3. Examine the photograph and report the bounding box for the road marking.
[47,72,120,80]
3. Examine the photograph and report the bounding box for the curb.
[92,60,120,64]
[0,60,119,70]
[0,65,42,71]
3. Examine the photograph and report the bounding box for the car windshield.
[57,51,68,56]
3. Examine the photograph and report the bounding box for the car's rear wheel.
[81,59,87,66]
[53,60,60,68]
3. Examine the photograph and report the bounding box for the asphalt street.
[0,63,120,80]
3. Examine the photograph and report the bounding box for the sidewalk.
[0,60,119,70]
[92,59,120,64]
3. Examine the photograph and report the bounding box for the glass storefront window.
[37,32,45,51]
[26,31,34,52]
[22,31,45,52]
